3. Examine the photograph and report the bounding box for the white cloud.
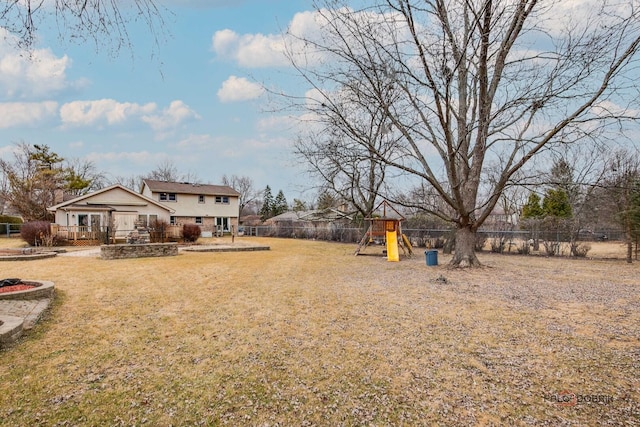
[0,29,84,99]
[60,99,157,128]
[217,76,264,102]
[538,0,627,36]
[211,10,330,69]
[0,101,58,128]
[591,100,640,118]
[211,8,385,69]
[211,29,239,57]
[212,29,289,68]
[142,100,201,133]
[60,99,200,139]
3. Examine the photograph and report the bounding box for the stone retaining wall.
[101,243,179,260]
[0,280,55,300]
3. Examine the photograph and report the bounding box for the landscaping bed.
[0,280,54,300]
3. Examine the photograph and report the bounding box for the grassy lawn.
[0,237,638,426]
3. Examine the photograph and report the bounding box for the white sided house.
[140,180,240,235]
[47,184,174,243]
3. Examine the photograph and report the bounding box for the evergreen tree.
[316,191,338,210]
[521,192,544,219]
[273,190,288,216]
[259,186,274,221]
[542,189,573,218]
[292,198,306,212]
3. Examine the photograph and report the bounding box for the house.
[482,205,519,230]
[47,184,175,242]
[260,208,355,240]
[140,179,240,235]
[265,208,354,225]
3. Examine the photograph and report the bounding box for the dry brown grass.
[0,237,638,426]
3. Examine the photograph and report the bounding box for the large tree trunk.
[450,225,482,268]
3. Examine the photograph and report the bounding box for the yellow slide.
[386,230,400,262]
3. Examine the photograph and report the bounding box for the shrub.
[182,223,202,242]
[543,240,558,256]
[490,237,505,253]
[571,242,591,257]
[517,241,530,255]
[150,219,171,243]
[20,221,56,246]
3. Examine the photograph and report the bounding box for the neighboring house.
[47,184,174,241]
[266,208,354,225]
[482,205,519,230]
[260,208,355,240]
[140,179,240,234]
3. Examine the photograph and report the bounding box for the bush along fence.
[3,220,631,258]
[244,223,629,258]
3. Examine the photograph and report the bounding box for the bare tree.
[64,158,106,195]
[144,160,199,184]
[294,77,399,218]
[286,0,640,267]
[221,174,257,216]
[1,0,166,53]
[604,149,640,263]
[106,174,143,192]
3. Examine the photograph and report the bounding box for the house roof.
[47,184,175,213]
[366,200,405,221]
[299,208,354,222]
[268,208,353,223]
[142,179,240,197]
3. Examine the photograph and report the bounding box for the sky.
[0,0,318,202]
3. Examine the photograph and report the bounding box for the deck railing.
[51,224,183,244]
[51,225,108,243]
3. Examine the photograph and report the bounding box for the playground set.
[355,201,413,261]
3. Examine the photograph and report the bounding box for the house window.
[215,196,230,204]
[78,214,101,231]
[216,217,229,232]
[78,214,88,227]
[198,195,205,204]
[170,216,177,225]
[160,193,177,202]
[136,214,158,227]
[195,217,203,224]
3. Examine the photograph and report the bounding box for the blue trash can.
[425,250,438,266]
